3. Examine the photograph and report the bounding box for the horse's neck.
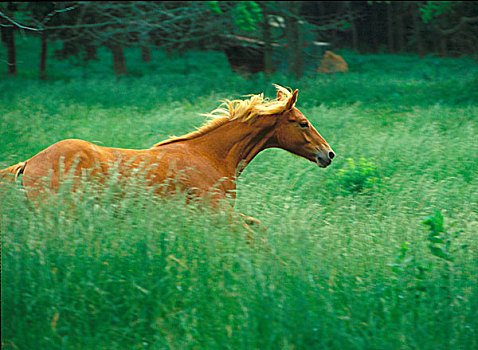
[187,117,277,177]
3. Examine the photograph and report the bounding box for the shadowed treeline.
[1,1,477,79]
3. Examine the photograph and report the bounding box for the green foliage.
[208,1,262,32]
[339,19,351,30]
[423,209,466,262]
[419,1,460,24]
[231,1,262,32]
[332,158,379,194]
[1,39,477,349]
[207,1,224,15]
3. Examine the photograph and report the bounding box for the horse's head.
[274,89,335,168]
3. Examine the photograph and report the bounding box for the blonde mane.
[153,85,295,148]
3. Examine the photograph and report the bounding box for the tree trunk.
[371,6,379,52]
[85,45,98,61]
[346,1,359,53]
[396,4,405,53]
[439,17,448,57]
[110,45,127,75]
[412,5,424,56]
[284,3,303,79]
[439,36,448,57]
[387,3,395,53]
[141,46,151,62]
[1,3,17,75]
[261,5,274,75]
[39,34,47,80]
[1,26,17,75]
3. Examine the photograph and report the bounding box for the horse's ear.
[286,89,298,110]
[277,89,285,101]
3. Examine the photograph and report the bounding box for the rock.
[317,50,348,73]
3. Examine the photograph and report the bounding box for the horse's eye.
[299,121,309,128]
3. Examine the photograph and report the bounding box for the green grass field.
[1,37,477,349]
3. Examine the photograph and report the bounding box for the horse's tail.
[0,161,26,182]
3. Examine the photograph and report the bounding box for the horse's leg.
[186,183,268,241]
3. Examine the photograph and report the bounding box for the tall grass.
[1,37,477,349]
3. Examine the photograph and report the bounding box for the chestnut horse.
[0,85,334,220]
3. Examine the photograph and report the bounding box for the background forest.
[1,1,478,78]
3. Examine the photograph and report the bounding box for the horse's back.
[25,139,103,171]
[18,138,236,200]
[22,139,114,195]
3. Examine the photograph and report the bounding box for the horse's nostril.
[328,151,335,160]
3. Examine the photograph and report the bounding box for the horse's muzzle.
[316,150,335,168]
